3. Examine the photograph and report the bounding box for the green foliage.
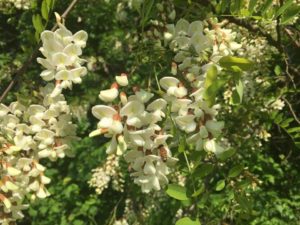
[166,184,189,201]
[175,217,201,225]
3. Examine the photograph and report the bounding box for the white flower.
[146,98,167,122]
[72,30,88,48]
[35,129,55,148]
[188,21,203,36]
[90,105,123,137]
[99,83,119,102]
[0,104,10,117]
[120,100,145,128]
[270,99,285,111]
[204,139,225,155]
[175,115,197,133]
[115,73,128,86]
[160,77,187,98]
[120,92,128,105]
[129,89,154,103]
[175,19,189,36]
[205,120,224,137]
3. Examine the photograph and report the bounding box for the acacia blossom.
[0,20,87,224]
[90,75,178,193]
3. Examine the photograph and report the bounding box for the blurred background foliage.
[1,0,300,224]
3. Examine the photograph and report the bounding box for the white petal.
[115,75,128,86]
[144,162,156,175]
[98,117,113,128]
[99,88,118,102]
[73,30,88,48]
[147,98,167,111]
[159,77,179,91]
[106,136,117,154]
[55,70,70,81]
[188,21,203,36]
[7,167,21,176]
[40,70,55,81]
[111,121,123,134]
[174,86,187,98]
[120,100,145,117]
[92,105,117,119]
[52,52,72,66]
[175,19,189,35]
[63,43,82,56]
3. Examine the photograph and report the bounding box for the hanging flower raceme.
[88,154,124,195]
[159,76,226,155]
[90,75,178,193]
[159,18,244,157]
[0,18,87,224]
[37,20,88,98]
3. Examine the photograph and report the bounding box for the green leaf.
[32,14,44,41]
[236,194,252,211]
[275,0,293,17]
[240,8,251,16]
[287,127,300,133]
[219,0,230,13]
[274,65,282,75]
[281,4,300,24]
[141,0,154,28]
[215,179,225,191]
[217,148,237,161]
[176,217,201,225]
[280,118,294,128]
[32,14,44,33]
[230,0,243,14]
[41,0,49,20]
[31,0,38,9]
[233,79,244,104]
[192,184,205,197]
[274,113,283,124]
[204,65,218,106]
[219,56,253,71]
[204,65,218,89]
[193,163,214,178]
[228,164,244,178]
[166,184,189,201]
[46,0,55,9]
[259,0,273,15]
[295,142,300,148]
[248,0,258,13]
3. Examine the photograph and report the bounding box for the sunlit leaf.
[166,184,189,201]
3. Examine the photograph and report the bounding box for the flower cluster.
[159,76,225,155]
[90,19,243,193]
[0,0,30,11]
[90,74,178,193]
[37,20,88,98]
[161,20,236,155]
[88,154,124,195]
[0,21,87,224]
[165,19,241,74]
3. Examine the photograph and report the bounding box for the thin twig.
[282,97,300,125]
[284,27,300,48]
[283,54,297,89]
[197,0,300,82]
[0,0,79,103]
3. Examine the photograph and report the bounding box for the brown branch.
[0,0,79,103]
[282,97,300,126]
[284,27,300,48]
[283,54,297,89]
